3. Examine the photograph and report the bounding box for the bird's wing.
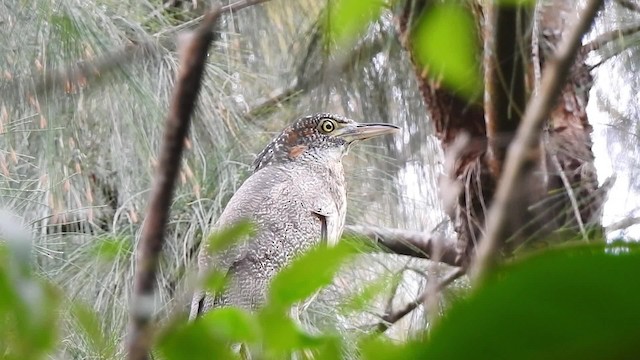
[312,211,328,246]
[191,166,316,316]
[311,200,341,247]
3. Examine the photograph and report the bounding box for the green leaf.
[360,336,417,360]
[411,242,640,360]
[90,236,132,262]
[339,275,395,314]
[203,269,229,294]
[314,335,343,360]
[324,0,385,49]
[257,308,326,353]
[496,0,536,6]
[157,318,236,360]
[267,241,357,310]
[71,302,115,358]
[206,220,255,255]
[411,4,482,99]
[0,230,60,359]
[200,307,261,343]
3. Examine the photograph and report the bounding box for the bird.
[190,113,399,318]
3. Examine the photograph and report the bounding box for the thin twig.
[245,35,391,120]
[32,0,270,97]
[549,154,588,241]
[127,2,270,360]
[471,0,604,282]
[33,42,158,95]
[375,267,465,333]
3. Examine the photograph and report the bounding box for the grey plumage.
[190,113,399,318]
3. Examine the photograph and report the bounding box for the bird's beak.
[336,122,401,143]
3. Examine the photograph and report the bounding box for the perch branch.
[127,1,269,360]
[164,224,461,296]
[344,225,461,267]
[471,0,604,281]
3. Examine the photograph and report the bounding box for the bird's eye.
[319,119,336,133]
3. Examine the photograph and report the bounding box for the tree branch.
[606,216,640,233]
[375,266,465,333]
[616,0,640,13]
[583,24,640,53]
[344,225,462,267]
[127,2,269,360]
[471,0,604,281]
[245,35,391,120]
[33,42,158,95]
[164,224,461,296]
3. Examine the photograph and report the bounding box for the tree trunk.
[395,0,605,268]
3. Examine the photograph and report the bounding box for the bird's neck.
[291,158,345,185]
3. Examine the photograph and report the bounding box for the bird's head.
[253,113,400,172]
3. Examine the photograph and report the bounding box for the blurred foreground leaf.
[201,307,261,343]
[267,241,357,310]
[339,274,396,314]
[258,309,323,353]
[382,242,640,360]
[411,4,482,99]
[90,235,133,262]
[71,302,115,358]
[0,240,60,360]
[157,317,236,360]
[205,220,255,255]
[324,0,385,50]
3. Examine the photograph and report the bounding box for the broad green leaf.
[157,318,236,360]
[314,335,343,360]
[200,307,261,343]
[267,241,357,310]
[408,242,640,359]
[0,230,60,359]
[324,0,385,49]
[206,220,255,255]
[0,275,60,359]
[411,4,482,99]
[361,336,416,360]
[257,308,326,353]
[203,269,229,294]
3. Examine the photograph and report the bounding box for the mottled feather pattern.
[252,113,351,172]
[191,113,397,319]
[192,114,349,316]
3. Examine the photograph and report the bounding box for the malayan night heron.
[190,113,399,318]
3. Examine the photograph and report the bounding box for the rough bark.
[395,0,605,270]
[396,0,489,268]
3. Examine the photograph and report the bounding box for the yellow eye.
[320,119,335,133]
